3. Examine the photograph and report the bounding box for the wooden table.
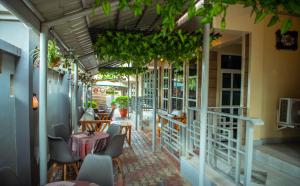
[70,132,109,159]
[45,180,99,186]
[111,120,132,146]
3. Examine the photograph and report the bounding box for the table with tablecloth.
[70,132,109,159]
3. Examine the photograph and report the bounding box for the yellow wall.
[214,5,300,140]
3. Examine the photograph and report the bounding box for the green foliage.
[94,31,219,67]
[115,96,130,109]
[94,0,300,35]
[98,67,147,76]
[106,87,118,95]
[32,40,72,69]
[111,99,117,106]
[88,100,98,108]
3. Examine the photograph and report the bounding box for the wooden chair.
[47,135,80,181]
[79,108,111,132]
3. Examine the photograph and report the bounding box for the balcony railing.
[156,107,262,185]
[157,111,187,160]
[186,107,263,186]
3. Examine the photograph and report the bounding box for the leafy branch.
[94,0,300,34]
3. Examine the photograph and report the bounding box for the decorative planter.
[119,108,128,118]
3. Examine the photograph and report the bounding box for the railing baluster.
[244,122,254,186]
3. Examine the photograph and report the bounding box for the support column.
[72,61,78,132]
[85,85,88,109]
[135,69,139,130]
[152,60,157,152]
[198,21,211,186]
[39,29,48,186]
[89,85,93,108]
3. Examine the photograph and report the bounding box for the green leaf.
[102,1,111,16]
[281,19,292,34]
[156,4,161,15]
[267,15,279,27]
[255,10,268,23]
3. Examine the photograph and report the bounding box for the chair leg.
[48,163,58,182]
[114,157,124,179]
[63,164,67,180]
[72,163,79,175]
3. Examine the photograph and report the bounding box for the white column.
[72,61,78,132]
[135,70,139,130]
[152,60,157,152]
[39,29,48,186]
[199,22,211,186]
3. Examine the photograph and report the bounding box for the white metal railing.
[186,107,263,186]
[157,110,187,160]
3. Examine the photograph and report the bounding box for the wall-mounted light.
[32,93,39,110]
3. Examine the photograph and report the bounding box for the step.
[254,145,300,179]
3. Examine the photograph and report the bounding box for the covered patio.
[0,1,300,186]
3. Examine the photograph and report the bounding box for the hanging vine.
[94,0,300,34]
[94,30,220,67]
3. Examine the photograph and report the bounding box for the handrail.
[188,107,264,126]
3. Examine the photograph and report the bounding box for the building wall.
[213,5,300,141]
[0,51,17,171]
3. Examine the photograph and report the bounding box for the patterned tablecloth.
[70,132,109,159]
[45,180,99,186]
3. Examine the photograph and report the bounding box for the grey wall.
[47,70,71,132]
[0,20,38,185]
[0,51,17,171]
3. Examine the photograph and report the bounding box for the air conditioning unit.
[278,98,300,128]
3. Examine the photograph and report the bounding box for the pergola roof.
[5,0,200,75]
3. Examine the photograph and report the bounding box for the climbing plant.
[94,0,300,34]
[94,30,220,67]
[98,67,147,76]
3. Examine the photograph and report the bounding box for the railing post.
[199,13,211,186]
[135,69,139,130]
[244,122,254,186]
[39,28,48,186]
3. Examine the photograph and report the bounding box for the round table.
[70,132,109,159]
[45,180,99,186]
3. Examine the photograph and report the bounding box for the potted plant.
[115,96,130,118]
[111,100,117,110]
[32,40,62,68]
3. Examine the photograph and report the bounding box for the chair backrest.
[47,135,74,163]
[76,154,114,186]
[0,167,22,186]
[105,134,126,158]
[52,124,70,141]
[106,124,121,139]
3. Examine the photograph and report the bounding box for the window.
[171,66,183,110]
[162,68,169,111]
[188,60,197,108]
[143,71,153,107]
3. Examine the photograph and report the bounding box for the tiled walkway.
[51,129,190,186]
[121,130,190,186]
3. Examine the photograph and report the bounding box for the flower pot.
[119,108,128,118]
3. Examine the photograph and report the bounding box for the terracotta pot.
[119,108,128,118]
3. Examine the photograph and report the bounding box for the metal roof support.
[152,60,158,152]
[134,6,148,29]
[38,27,48,186]
[0,0,40,32]
[198,10,210,186]
[176,0,204,27]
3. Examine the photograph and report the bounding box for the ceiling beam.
[0,0,40,32]
[147,15,160,31]
[176,0,204,27]
[134,6,148,29]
